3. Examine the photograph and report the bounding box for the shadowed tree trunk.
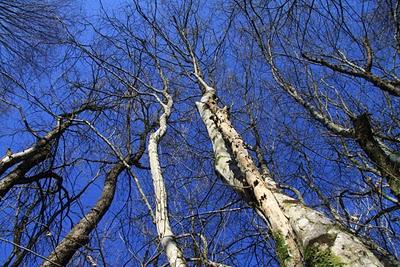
[40,160,125,267]
[41,128,148,266]
[0,115,73,199]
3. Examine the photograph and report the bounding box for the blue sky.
[0,0,399,266]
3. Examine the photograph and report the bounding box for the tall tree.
[237,0,400,198]
[1,1,400,266]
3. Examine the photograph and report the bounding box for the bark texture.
[196,82,302,267]
[41,161,125,266]
[195,79,388,266]
[149,92,187,267]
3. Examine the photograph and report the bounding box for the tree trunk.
[195,80,388,266]
[41,161,125,266]
[0,115,75,199]
[148,90,187,267]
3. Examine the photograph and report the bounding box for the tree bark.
[196,82,302,267]
[0,116,72,177]
[195,79,389,266]
[41,161,125,266]
[148,90,187,267]
[352,114,400,196]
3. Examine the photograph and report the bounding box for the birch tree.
[193,59,390,266]
[147,55,187,266]
[131,1,400,265]
[1,1,400,266]
[236,0,400,198]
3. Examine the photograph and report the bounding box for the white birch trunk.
[195,81,386,266]
[149,92,187,267]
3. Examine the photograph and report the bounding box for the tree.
[0,0,399,266]
[237,0,400,197]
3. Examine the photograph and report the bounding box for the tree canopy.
[0,0,399,266]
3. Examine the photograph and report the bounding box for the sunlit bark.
[148,87,187,266]
[195,74,387,266]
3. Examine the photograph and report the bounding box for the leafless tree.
[1,1,400,266]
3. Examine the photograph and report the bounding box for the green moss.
[215,155,224,165]
[389,179,400,196]
[282,199,300,207]
[304,244,343,267]
[272,231,291,266]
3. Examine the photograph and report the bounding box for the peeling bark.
[195,101,253,201]
[149,91,187,267]
[195,79,390,266]
[196,84,302,267]
[276,194,385,266]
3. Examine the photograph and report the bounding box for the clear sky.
[80,0,126,16]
